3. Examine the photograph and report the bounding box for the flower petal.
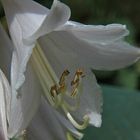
[58,21,129,44]
[1,0,49,41]
[0,22,40,137]
[0,23,13,124]
[1,0,70,91]
[8,63,41,137]
[26,0,71,43]
[27,98,67,140]
[2,0,70,44]
[70,70,102,127]
[39,31,140,71]
[1,0,46,90]
[38,37,103,127]
[0,70,9,140]
[54,109,84,139]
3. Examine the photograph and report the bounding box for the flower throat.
[30,43,90,137]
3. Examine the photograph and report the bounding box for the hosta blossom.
[1,0,140,139]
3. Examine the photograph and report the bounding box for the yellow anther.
[71,69,84,97]
[50,69,70,98]
[50,85,59,97]
[59,69,70,88]
[50,69,85,98]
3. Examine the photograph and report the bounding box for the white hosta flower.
[1,0,140,139]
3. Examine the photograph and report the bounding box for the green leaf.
[83,85,140,140]
[116,70,138,89]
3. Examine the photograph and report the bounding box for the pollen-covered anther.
[59,69,70,90]
[50,69,70,98]
[50,85,59,97]
[71,69,85,97]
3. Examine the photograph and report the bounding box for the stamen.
[31,44,90,132]
[71,69,84,97]
[62,104,89,130]
[59,70,70,87]
[50,69,70,98]
[31,44,59,106]
[63,100,80,111]
[50,85,59,97]
[58,69,70,93]
[71,69,84,86]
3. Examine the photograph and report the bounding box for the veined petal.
[8,63,41,137]
[27,98,67,140]
[40,31,140,71]
[38,37,103,128]
[58,21,129,44]
[70,71,102,127]
[0,70,9,140]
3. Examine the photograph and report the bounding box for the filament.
[62,104,89,130]
[31,43,59,106]
[66,132,76,140]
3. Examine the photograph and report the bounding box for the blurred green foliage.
[35,0,140,90]
[83,85,140,140]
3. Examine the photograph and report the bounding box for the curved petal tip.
[87,111,102,127]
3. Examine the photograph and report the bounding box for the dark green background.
[83,85,140,140]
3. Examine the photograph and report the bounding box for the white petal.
[2,0,70,44]
[54,110,84,139]
[1,0,49,40]
[0,23,13,81]
[38,37,103,127]
[70,71,102,127]
[1,0,44,90]
[1,0,70,92]
[27,98,67,140]
[0,70,11,125]
[25,0,71,43]
[0,23,12,124]
[58,21,129,44]
[39,31,140,71]
[0,70,9,140]
[8,63,41,137]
